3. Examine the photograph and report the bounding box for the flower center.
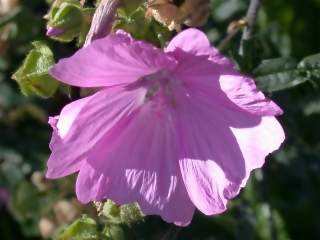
[138,70,179,108]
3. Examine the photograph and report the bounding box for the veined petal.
[171,49,282,117]
[219,74,283,116]
[175,90,245,214]
[76,103,195,225]
[49,31,177,87]
[175,86,284,215]
[167,29,282,116]
[230,116,285,187]
[46,86,146,179]
[166,28,232,66]
[47,95,94,178]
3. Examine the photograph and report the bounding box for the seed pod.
[146,0,210,31]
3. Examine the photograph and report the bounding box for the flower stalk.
[84,0,120,46]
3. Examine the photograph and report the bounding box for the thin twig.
[239,0,262,55]
[242,0,262,40]
[218,28,241,51]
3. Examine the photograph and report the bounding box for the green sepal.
[101,200,144,225]
[55,215,99,240]
[12,41,58,98]
[47,1,93,45]
[46,0,80,21]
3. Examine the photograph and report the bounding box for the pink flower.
[47,28,285,226]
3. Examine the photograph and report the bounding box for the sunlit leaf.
[254,58,308,92]
[12,41,58,98]
[55,215,99,240]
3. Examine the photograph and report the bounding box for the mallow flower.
[47,28,285,226]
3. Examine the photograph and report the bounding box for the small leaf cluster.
[254,53,320,93]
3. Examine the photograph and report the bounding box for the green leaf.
[114,7,171,48]
[298,53,320,81]
[122,0,144,15]
[55,215,99,240]
[254,58,308,92]
[253,57,298,76]
[12,41,59,98]
[298,53,320,70]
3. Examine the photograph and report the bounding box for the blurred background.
[0,0,320,239]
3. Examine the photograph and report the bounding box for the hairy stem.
[84,0,121,46]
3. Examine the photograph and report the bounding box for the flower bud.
[46,26,65,37]
[46,0,93,44]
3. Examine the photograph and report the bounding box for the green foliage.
[55,215,100,240]
[2,0,320,239]
[12,41,59,98]
[9,181,42,236]
[46,0,94,45]
[253,53,320,93]
[101,200,143,225]
[121,0,144,16]
[114,7,172,48]
[253,57,306,93]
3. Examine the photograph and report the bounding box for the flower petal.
[47,95,94,178]
[76,103,195,225]
[166,28,232,66]
[167,28,282,116]
[171,49,282,116]
[46,86,145,179]
[49,31,177,87]
[175,90,245,215]
[175,86,284,215]
[230,116,285,187]
[219,74,283,116]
